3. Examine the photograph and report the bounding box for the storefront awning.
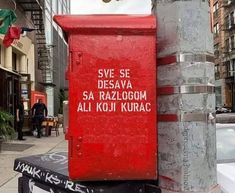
[0,66,21,76]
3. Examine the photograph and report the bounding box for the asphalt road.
[216,113,235,123]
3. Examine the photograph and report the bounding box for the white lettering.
[45,173,60,184]
[97,80,132,89]
[96,102,116,112]
[65,181,75,191]
[15,162,41,179]
[99,91,147,101]
[77,102,91,112]
[119,69,130,78]
[82,91,94,100]
[65,181,86,193]
[98,69,114,78]
[121,102,151,112]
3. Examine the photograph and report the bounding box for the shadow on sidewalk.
[1,143,34,152]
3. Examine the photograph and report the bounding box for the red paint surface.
[31,91,47,107]
[158,55,177,66]
[54,15,157,181]
[158,114,178,122]
[158,86,175,95]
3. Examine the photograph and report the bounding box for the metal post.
[153,0,221,192]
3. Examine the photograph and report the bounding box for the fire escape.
[222,0,235,57]
[15,0,53,85]
[222,0,235,71]
[222,0,235,109]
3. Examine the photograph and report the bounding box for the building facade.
[0,0,36,129]
[44,0,70,116]
[16,0,70,116]
[211,0,235,109]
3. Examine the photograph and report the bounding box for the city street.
[0,0,228,193]
[216,123,235,193]
[216,113,235,123]
[0,127,66,193]
[1,122,235,193]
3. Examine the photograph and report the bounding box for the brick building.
[211,0,235,109]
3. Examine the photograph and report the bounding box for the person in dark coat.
[16,97,25,140]
[31,99,48,138]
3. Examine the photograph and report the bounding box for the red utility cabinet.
[54,15,157,181]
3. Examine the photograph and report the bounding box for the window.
[63,6,67,14]
[45,0,51,12]
[227,60,235,76]
[215,65,220,80]
[213,2,219,16]
[45,9,51,21]
[226,61,231,76]
[213,2,219,12]
[63,0,67,8]
[215,86,222,106]
[225,11,235,29]
[232,59,235,70]
[225,15,229,29]
[214,43,219,56]
[214,43,219,51]
[225,39,230,51]
[215,64,219,73]
[12,52,17,71]
[231,35,235,49]
[52,0,57,13]
[214,23,219,34]
[66,0,70,13]
[230,11,235,27]
[58,0,62,14]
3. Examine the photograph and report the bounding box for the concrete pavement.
[0,127,67,193]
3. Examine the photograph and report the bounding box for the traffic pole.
[153,0,221,192]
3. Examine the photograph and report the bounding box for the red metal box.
[54,15,157,181]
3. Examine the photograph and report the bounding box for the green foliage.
[58,89,67,114]
[0,110,15,140]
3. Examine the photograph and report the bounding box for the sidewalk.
[0,127,67,193]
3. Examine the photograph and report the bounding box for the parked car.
[216,106,232,114]
[216,123,235,193]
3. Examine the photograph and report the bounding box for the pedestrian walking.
[16,97,25,140]
[31,99,48,138]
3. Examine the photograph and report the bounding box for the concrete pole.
[19,54,27,74]
[4,46,12,70]
[153,0,220,193]
[45,86,54,116]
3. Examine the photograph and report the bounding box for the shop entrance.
[0,68,20,129]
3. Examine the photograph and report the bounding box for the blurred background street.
[0,127,66,193]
